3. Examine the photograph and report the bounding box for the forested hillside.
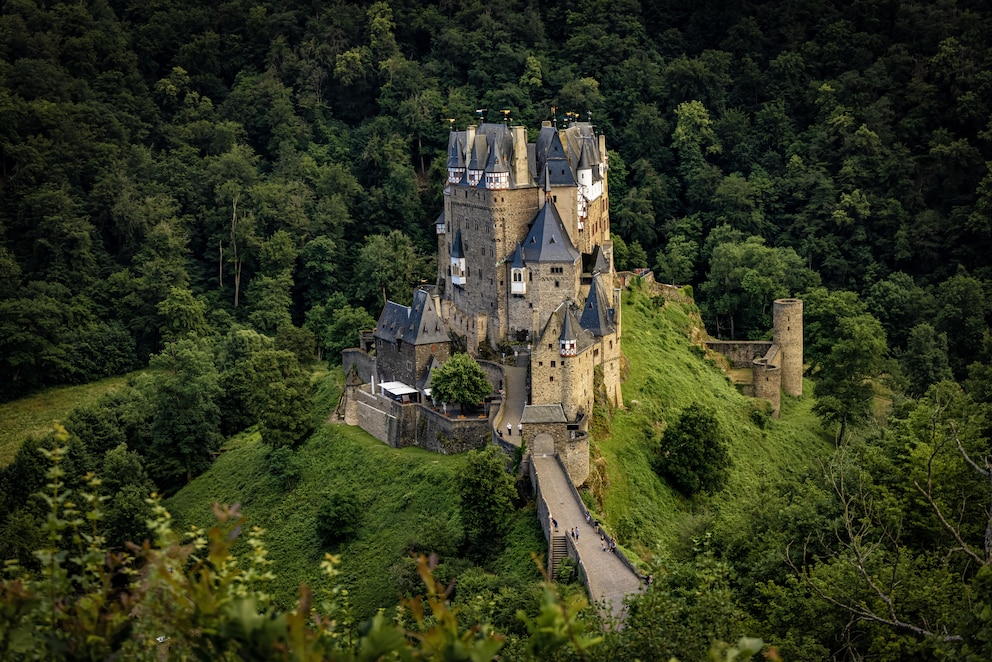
[2,0,992,659]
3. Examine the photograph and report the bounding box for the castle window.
[550,376,554,382]
[538,361,543,366]
[551,361,556,368]
[548,344,552,349]
[555,280,560,288]
[594,349,599,357]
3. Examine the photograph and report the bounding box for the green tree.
[804,288,890,444]
[701,235,818,339]
[655,235,698,285]
[353,230,430,308]
[901,323,953,397]
[147,339,223,486]
[306,294,376,363]
[248,349,314,448]
[459,444,516,559]
[655,403,731,497]
[430,353,492,413]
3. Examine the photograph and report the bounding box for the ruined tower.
[773,298,803,397]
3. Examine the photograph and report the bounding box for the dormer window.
[560,338,576,356]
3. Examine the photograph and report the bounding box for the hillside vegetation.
[588,283,831,560]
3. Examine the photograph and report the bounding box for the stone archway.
[532,433,554,455]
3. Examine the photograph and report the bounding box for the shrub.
[656,403,731,496]
[315,490,361,546]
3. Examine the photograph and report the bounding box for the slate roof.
[521,201,580,264]
[579,274,615,337]
[374,288,449,346]
[451,228,465,259]
[560,304,579,341]
[520,403,567,424]
[534,126,577,187]
[538,301,596,356]
[510,243,525,269]
[446,133,465,168]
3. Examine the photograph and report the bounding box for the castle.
[342,120,623,484]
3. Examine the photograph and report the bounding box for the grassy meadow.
[587,284,833,565]
[0,373,135,466]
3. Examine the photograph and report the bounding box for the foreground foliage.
[0,433,771,661]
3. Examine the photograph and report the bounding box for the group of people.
[569,527,580,541]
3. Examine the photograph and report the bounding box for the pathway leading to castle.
[498,364,528,446]
[532,455,643,620]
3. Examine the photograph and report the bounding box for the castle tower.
[773,298,803,397]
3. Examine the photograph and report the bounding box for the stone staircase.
[549,534,569,579]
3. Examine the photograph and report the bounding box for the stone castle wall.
[349,385,490,453]
[342,349,375,383]
[752,345,782,417]
[704,341,774,368]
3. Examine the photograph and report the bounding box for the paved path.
[532,455,643,620]
[498,365,527,447]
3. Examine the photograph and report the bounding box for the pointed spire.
[559,306,578,357]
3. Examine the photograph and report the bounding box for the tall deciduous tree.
[147,339,223,486]
[430,353,492,413]
[459,444,516,559]
[804,288,890,444]
[353,230,430,309]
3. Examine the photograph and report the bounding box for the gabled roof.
[467,133,487,172]
[587,244,611,275]
[536,301,596,356]
[484,140,509,173]
[451,228,465,259]
[521,201,580,264]
[435,210,445,227]
[580,274,615,337]
[374,288,450,346]
[534,126,577,187]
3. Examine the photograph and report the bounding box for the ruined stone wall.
[774,298,803,397]
[752,345,782,417]
[705,341,774,368]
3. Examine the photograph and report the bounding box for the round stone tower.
[773,298,803,397]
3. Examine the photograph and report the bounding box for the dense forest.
[2,0,992,659]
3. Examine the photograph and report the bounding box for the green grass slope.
[166,373,544,620]
[0,373,135,466]
[590,284,832,563]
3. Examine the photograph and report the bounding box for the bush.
[315,490,361,547]
[656,403,731,496]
